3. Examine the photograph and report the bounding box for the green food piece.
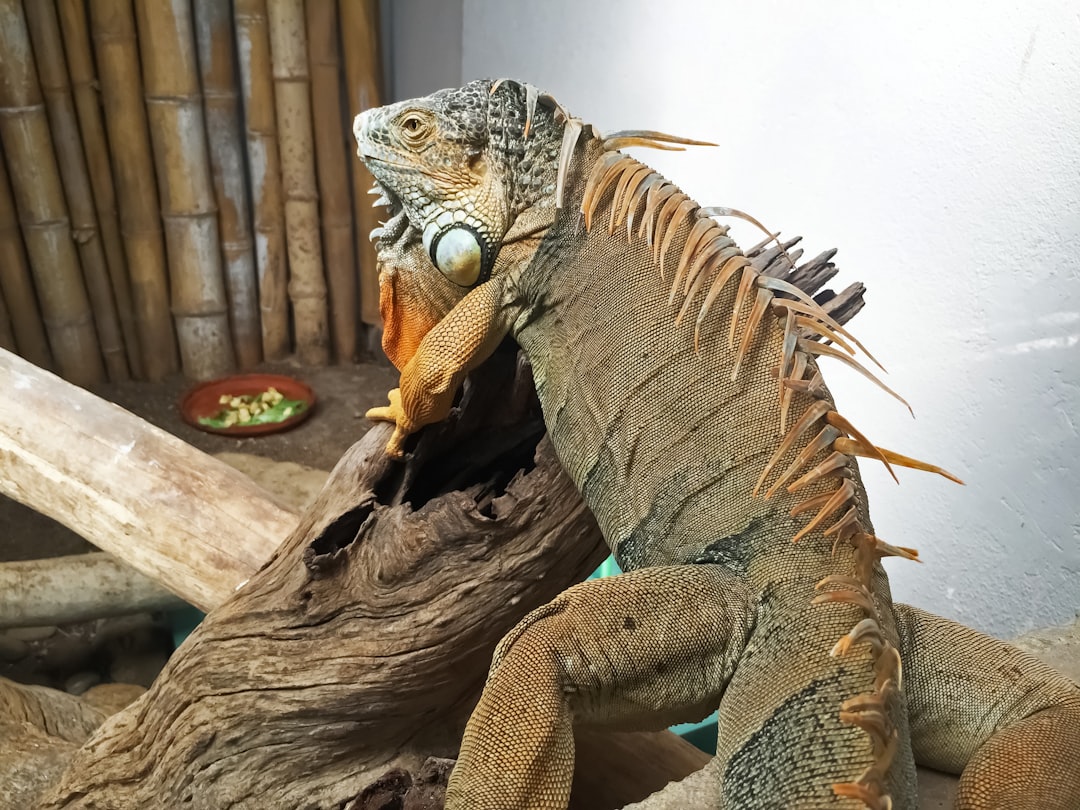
[198,394,306,428]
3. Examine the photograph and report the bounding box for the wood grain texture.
[0,348,294,611]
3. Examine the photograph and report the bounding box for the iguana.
[353,79,1080,809]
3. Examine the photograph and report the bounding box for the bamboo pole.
[24,0,129,382]
[134,0,235,381]
[307,0,358,363]
[233,0,290,361]
[192,0,262,370]
[0,0,104,386]
[340,0,384,328]
[0,282,14,353]
[55,0,142,379]
[88,0,177,382]
[266,0,330,366]
[0,151,52,369]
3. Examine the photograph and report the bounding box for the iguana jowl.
[353,80,1080,809]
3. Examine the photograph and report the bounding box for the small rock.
[37,631,94,674]
[64,670,101,696]
[6,625,58,642]
[0,632,30,662]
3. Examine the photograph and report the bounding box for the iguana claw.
[365,388,411,458]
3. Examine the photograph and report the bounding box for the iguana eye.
[397,111,433,146]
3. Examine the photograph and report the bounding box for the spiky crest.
[568,133,963,809]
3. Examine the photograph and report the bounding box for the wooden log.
[40,347,621,807]
[306,0,359,363]
[192,0,262,370]
[0,553,186,628]
[339,0,384,328]
[0,676,110,809]
[55,0,142,379]
[24,0,130,382]
[0,0,104,386]
[0,152,52,369]
[233,0,290,362]
[134,0,235,381]
[266,0,330,366]
[0,347,295,611]
[88,0,178,382]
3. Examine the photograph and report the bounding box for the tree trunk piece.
[0,553,186,628]
[0,348,295,611]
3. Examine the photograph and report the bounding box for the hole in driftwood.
[304,503,376,574]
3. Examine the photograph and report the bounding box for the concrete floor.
[2,359,1077,808]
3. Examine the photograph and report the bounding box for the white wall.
[394,1,1080,638]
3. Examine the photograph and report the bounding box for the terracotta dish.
[180,373,315,436]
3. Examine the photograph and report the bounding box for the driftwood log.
[1,344,706,809]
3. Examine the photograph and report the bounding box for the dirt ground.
[0,358,399,563]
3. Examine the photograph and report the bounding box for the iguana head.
[354,79,570,366]
[355,79,566,287]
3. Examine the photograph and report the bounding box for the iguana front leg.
[446,564,753,810]
[367,275,518,457]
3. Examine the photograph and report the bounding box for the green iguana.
[352,79,1080,809]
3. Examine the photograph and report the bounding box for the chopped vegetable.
[198,387,307,429]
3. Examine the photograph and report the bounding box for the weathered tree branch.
[0,348,295,610]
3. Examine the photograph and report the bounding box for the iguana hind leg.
[445,564,753,810]
[896,603,1080,809]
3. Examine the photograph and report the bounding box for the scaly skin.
[354,80,1080,809]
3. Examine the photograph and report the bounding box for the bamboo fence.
[0,0,387,386]
[0,152,52,370]
[0,0,104,387]
[340,0,384,328]
[194,0,262,369]
[25,0,129,381]
[267,0,329,366]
